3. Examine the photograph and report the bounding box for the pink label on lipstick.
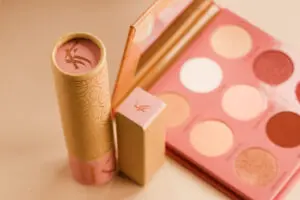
[55,38,101,74]
[69,150,116,185]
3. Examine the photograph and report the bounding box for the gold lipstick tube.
[51,32,116,185]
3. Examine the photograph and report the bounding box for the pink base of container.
[69,150,116,185]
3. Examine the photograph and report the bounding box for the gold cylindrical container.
[51,33,116,185]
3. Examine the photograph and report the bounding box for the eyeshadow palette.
[112,0,300,199]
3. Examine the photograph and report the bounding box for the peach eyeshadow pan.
[147,5,300,200]
[210,25,253,59]
[221,85,267,121]
[157,92,190,128]
[189,120,233,157]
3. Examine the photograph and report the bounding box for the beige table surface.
[1,0,300,199]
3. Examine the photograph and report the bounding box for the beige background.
[0,0,300,199]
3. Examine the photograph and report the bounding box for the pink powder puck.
[55,38,101,74]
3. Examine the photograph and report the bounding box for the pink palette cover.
[148,7,300,200]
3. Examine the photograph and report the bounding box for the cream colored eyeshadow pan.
[210,25,253,59]
[189,120,233,157]
[222,85,267,121]
[180,58,223,93]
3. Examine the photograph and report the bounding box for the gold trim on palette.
[112,0,172,109]
[136,0,211,70]
[51,32,114,162]
[111,27,138,109]
[112,0,220,110]
[139,2,220,90]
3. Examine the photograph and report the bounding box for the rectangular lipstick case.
[112,0,300,199]
[116,87,166,185]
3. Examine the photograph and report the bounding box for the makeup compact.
[112,0,300,199]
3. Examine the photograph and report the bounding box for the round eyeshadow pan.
[189,120,233,157]
[253,50,294,85]
[157,92,190,128]
[180,57,223,93]
[235,148,278,187]
[210,25,252,59]
[266,111,300,148]
[222,85,267,121]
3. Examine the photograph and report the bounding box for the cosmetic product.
[116,87,166,185]
[111,0,300,199]
[51,32,116,185]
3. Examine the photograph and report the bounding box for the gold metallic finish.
[51,32,114,161]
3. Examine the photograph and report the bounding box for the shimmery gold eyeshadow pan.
[112,0,300,199]
[235,148,278,187]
